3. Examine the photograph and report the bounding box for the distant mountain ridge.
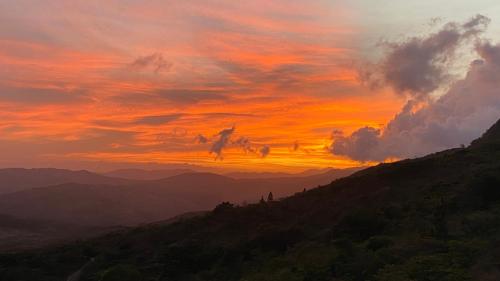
[103,167,358,180]
[0,168,359,228]
[102,168,197,180]
[0,168,133,195]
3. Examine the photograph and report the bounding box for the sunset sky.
[2,0,500,172]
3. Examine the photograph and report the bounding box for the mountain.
[2,119,500,281]
[0,170,357,227]
[105,167,361,181]
[102,168,197,180]
[0,168,134,195]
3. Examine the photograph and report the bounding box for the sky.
[1,0,500,172]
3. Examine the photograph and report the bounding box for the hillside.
[0,214,125,252]
[1,119,500,281]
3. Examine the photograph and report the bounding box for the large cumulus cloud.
[331,16,500,162]
[361,15,490,98]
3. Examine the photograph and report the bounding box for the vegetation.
[1,120,500,281]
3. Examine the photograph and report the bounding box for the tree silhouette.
[259,196,266,204]
[267,192,274,202]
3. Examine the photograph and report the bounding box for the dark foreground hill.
[1,119,500,281]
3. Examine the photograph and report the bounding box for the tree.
[214,202,234,213]
[260,196,266,204]
[267,192,274,202]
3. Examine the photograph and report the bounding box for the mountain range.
[1,118,499,281]
[0,167,359,251]
[0,168,134,195]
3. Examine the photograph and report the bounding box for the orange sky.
[6,0,484,172]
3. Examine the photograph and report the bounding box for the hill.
[0,168,134,195]
[0,169,356,227]
[102,168,197,180]
[1,119,499,281]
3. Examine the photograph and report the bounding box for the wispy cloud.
[129,53,172,73]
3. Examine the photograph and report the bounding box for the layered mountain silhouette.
[0,169,357,227]
[0,168,133,195]
[1,119,499,281]
[103,168,197,180]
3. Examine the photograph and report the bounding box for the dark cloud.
[93,112,256,131]
[130,53,172,73]
[332,39,500,162]
[155,89,228,104]
[216,60,321,90]
[290,140,311,154]
[200,112,256,118]
[133,114,182,125]
[361,14,490,98]
[330,127,381,162]
[196,134,208,144]
[108,88,229,107]
[259,145,270,158]
[202,127,271,160]
[233,136,255,153]
[210,127,235,160]
[0,86,89,105]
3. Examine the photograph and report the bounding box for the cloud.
[130,53,172,73]
[233,136,255,153]
[216,60,323,90]
[0,86,89,105]
[196,134,209,144]
[259,145,270,158]
[330,127,381,161]
[210,127,235,160]
[109,89,229,107]
[360,15,490,98]
[200,112,256,118]
[331,39,500,162]
[133,114,182,125]
[203,128,271,160]
[155,89,228,104]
